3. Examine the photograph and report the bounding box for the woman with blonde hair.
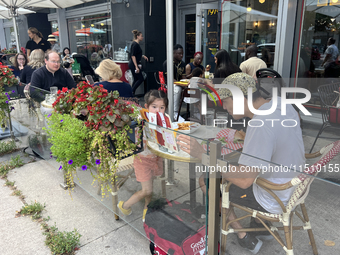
[94,59,133,97]
[26,27,51,57]
[20,49,45,84]
[128,29,148,94]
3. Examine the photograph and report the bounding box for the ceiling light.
[259,0,265,3]
[91,24,94,27]
[247,4,252,12]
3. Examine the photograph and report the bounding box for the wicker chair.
[221,140,340,255]
[309,83,340,153]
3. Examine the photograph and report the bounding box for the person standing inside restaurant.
[214,49,241,79]
[128,29,148,95]
[322,37,339,68]
[26,27,51,57]
[185,51,204,79]
[162,44,186,119]
[240,45,267,79]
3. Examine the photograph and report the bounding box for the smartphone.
[85,75,94,85]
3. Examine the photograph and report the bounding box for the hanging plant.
[46,82,142,195]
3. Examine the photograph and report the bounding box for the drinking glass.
[214,119,228,128]
[50,86,58,95]
[204,71,210,79]
[205,108,215,126]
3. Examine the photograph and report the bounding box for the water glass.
[205,109,215,126]
[204,71,210,79]
[45,94,52,104]
[214,119,228,128]
[50,86,58,95]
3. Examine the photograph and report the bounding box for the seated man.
[177,73,305,254]
[30,50,76,102]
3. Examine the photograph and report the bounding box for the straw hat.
[47,35,57,42]
[209,72,257,101]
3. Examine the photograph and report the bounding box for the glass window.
[67,13,112,68]
[221,0,279,68]
[4,26,16,50]
[295,0,340,106]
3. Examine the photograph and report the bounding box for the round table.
[146,125,224,209]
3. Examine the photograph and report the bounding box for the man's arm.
[222,164,260,189]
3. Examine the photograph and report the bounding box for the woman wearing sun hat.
[47,35,61,53]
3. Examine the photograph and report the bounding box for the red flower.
[114,99,118,104]
[99,85,103,88]
[62,87,68,92]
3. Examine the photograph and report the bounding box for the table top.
[147,125,223,163]
[41,100,53,109]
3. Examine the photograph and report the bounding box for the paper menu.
[139,108,179,153]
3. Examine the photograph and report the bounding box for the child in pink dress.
[118,90,168,221]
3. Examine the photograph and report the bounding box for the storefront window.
[67,13,111,68]
[221,0,279,68]
[295,0,340,106]
[4,26,16,49]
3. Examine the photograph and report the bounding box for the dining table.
[146,124,235,210]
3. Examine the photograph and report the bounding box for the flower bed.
[46,82,142,195]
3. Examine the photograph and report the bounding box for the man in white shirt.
[177,73,305,254]
[240,45,267,79]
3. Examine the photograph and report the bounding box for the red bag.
[158,71,167,94]
[329,107,340,124]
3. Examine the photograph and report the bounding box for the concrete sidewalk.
[1,157,151,255]
[1,121,340,254]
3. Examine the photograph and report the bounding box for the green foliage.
[45,113,93,187]
[47,82,142,195]
[0,155,24,177]
[5,180,15,186]
[10,155,24,167]
[12,190,22,196]
[19,201,45,219]
[0,139,17,155]
[44,224,81,255]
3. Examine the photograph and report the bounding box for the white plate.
[172,121,201,134]
[180,79,190,83]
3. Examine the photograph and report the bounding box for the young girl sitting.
[118,90,168,221]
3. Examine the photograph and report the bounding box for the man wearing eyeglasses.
[30,50,76,100]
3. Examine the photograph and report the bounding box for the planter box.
[107,120,143,159]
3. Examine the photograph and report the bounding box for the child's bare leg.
[142,179,153,209]
[122,179,153,209]
[198,174,207,195]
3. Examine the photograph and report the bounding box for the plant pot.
[107,120,143,159]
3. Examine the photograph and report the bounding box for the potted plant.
[0,62,17,129]
[45,82,142,195]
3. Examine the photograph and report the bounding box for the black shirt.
[26,39,51,53]
[30,66,76,102]
[20,65,36,84]
[93,81,133,97]
[163,60,186,81]
[128,41,143,70]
